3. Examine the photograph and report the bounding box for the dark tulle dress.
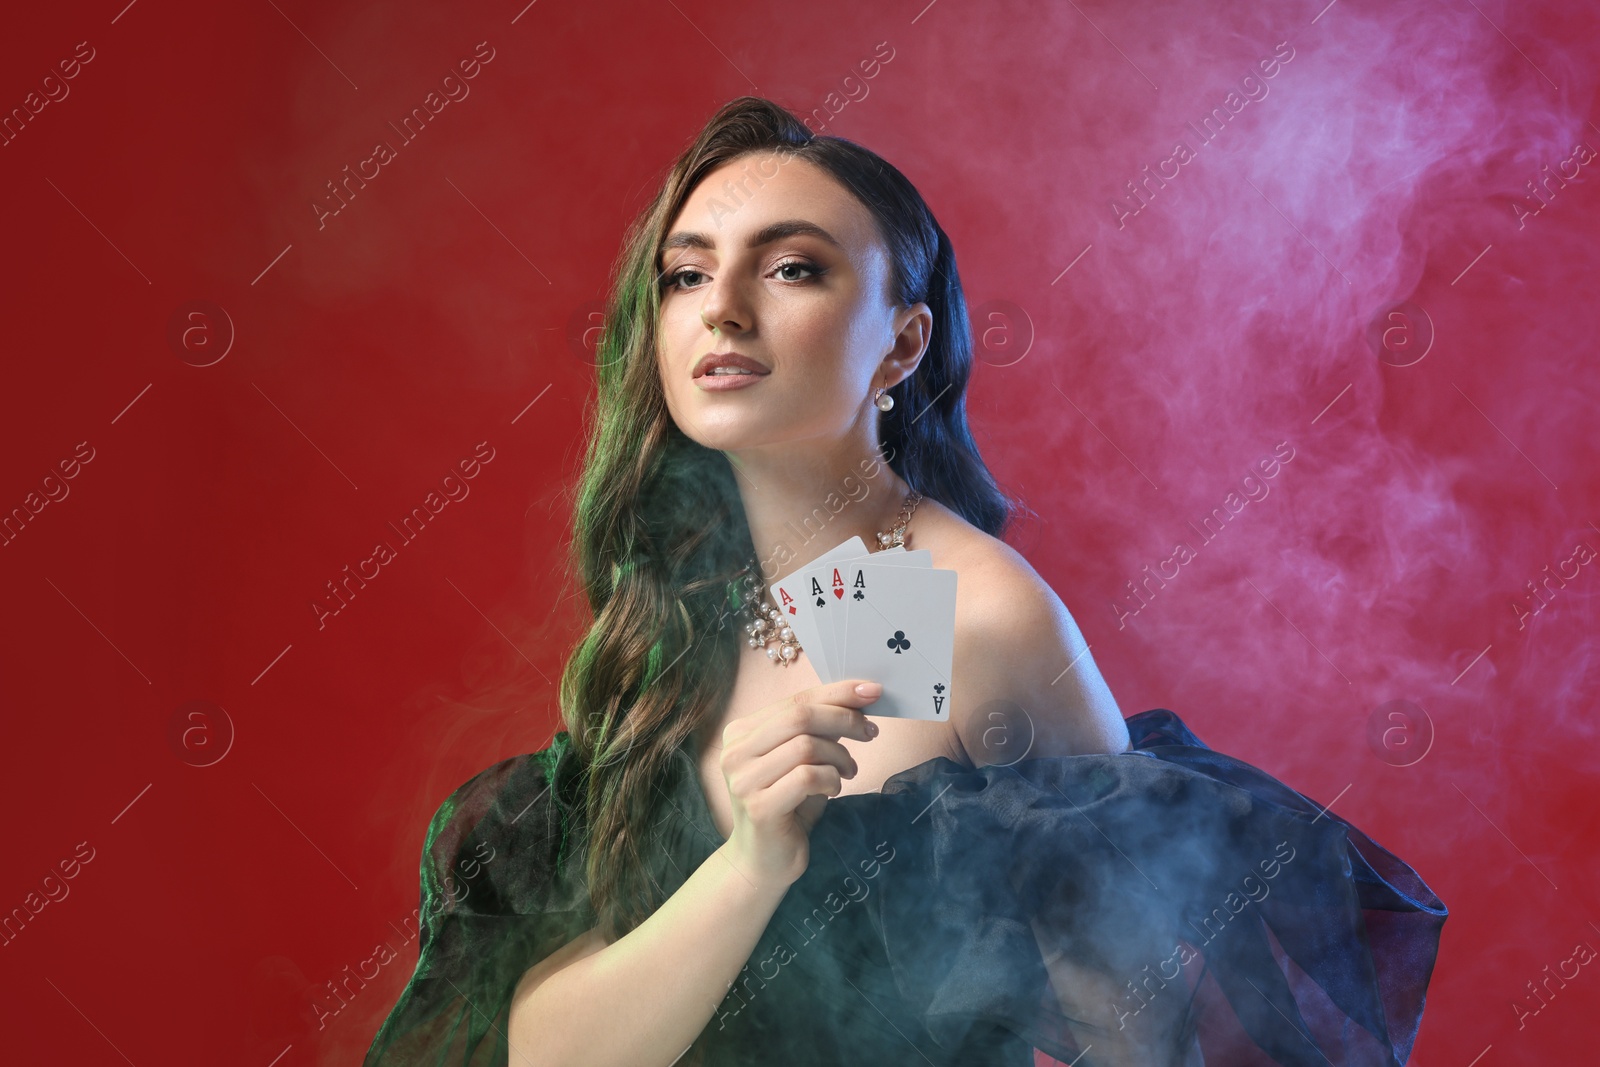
[363,709,1446,1066]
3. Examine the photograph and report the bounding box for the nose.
[699,274,751,336]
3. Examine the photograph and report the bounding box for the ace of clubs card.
[838,562,957,721]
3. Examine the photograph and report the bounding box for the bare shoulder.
[915,500,1131,765]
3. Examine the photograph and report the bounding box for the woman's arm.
[511,680,881,1067]
[951,571,1130,766]
[507,841,789,1067]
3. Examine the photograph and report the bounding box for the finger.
[739,682,881,755]
[738,733,857,795]
[764,760,846,816]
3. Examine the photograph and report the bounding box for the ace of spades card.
[767,537,867,681]
[838,563,957,721]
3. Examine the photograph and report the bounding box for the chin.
[669,392,775,436]
[700,429,782,454]
[668,412,768,452]
[703,418,811,456]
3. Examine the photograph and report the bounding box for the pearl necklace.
[741,489,924,667]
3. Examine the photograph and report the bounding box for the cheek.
[658,359,687,422]
[657,310,693,375]
[783,303,864,369]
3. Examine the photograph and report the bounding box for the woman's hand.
[717,680,881,890]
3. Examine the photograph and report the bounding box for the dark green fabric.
[365,710,1446,1066]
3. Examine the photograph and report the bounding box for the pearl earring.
[874,386,895,412]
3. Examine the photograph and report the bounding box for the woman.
[364,97,1446,1067]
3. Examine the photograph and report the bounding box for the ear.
[880,301,933,387]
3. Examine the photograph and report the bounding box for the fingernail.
[855,682,882,698]
[865,721,879,738]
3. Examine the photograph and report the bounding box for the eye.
[773,259,824,283]
[661,259,826,292]
[663,267,707,291]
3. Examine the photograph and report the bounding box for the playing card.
[826,550,932,675]
[839,563,957,721]
[795,546,933,682]
[766,537,865,681]
[790,556,854,683]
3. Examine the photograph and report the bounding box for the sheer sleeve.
[858,709,1448,1066]
[699,709,1446,1066]
[364,731,593,1067]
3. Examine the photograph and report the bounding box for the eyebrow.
[659,219,845,260]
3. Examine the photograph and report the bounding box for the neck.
[725,435,913,582]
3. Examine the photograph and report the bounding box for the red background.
[2,1,1596,1063]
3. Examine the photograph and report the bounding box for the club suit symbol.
[853,590,864,601]
[886,631,911,654]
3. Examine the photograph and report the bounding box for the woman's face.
[655,151,927,454]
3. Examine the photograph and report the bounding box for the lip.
[694,369,768,391]
[692,351,771,379]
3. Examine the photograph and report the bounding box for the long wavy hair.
[559,96,1019,939]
